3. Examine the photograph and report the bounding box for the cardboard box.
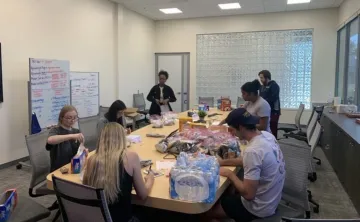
[124,108,138,113]
[71,150,86,174]
[189,122,207,130]
[220,98,232,111]
[179,117,193,132]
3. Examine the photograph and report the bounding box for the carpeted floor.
[0,137,358,221]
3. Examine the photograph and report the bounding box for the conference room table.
[46,108,241,214]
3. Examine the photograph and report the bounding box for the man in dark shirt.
[258,70,281,139]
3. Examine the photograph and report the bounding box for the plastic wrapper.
[150,115,164,128]
[169,152,219,203]
[162,111,177,126]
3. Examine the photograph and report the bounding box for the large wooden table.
[46,109,238,214]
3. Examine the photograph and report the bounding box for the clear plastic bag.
[170,152,219,203]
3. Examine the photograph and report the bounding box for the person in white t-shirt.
[241,79,271,132]
[219,80,271,133]
[206,108,285,222]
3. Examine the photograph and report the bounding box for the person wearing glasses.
[46,105,85,172]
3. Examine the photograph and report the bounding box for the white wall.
[0,0,155,165]
[338,0,360,27]
[155,9,338,124]
[117,5,155,107]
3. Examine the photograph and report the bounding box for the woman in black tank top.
[83,123,154,222]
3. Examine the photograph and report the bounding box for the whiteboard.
[29,58,70,128]
[70,72,99,118]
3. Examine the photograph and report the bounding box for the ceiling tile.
[110,0,341,20]
[262,0,287,7]
[309,0,336,9]
[264,4,287,13]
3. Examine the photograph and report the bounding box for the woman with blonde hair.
[83,123,154,222]
[46,105,85,172]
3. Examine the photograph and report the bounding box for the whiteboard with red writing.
[29,58,70,128]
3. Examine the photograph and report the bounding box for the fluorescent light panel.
[218,3,241,10]
[287,0,311,4]
[159,8,182,14]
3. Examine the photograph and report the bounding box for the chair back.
[278,140,311,213]
[237,96,246,108]
[52,175,112,222]
[133,93,146,111]
[99,106,109,118]
[295,103,305,130]
[199,97,215,107]
[308,122,322,156]
[26,130,51,189]
[78,116,99,149]
[282,218,360,222]
[306,111,319,142]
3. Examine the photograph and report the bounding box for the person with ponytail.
[219,80,271,133]
[83,123,154,222]
[240,79,271,132]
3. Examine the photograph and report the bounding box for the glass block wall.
[196,29,313,109]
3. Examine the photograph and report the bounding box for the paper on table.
[156,161,175,171]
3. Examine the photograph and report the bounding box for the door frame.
[155,52,190,111]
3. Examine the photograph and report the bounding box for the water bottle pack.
[169,152,220,203]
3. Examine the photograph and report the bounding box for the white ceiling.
[112,0,344,20]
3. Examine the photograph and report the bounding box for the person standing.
[258,70,281,139]
[147,70,177,116]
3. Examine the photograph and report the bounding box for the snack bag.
[71,145,87,174]
[0,189,17,222]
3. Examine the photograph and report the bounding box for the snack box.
[71,150,86,174]
[0,189,17,222]
[179,117,193,132]
[220,99,231,111]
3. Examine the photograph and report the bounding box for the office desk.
[46,109,234,214]
[320,108,360,213]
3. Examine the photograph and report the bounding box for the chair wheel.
[313,206,320,213]
[308,172,317,182]
[16,164,22,170]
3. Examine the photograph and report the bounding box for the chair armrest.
[284,133,308,143]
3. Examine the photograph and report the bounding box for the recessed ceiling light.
[159,8,183,14]
[287,0,311,4]
[218,3,241,10]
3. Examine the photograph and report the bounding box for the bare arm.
[218,156,243,167]
[130,152,154,200]
[228,172,259,201]
[256,116,269,131]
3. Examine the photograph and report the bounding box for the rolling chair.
[252,140,315,222]
[52,175,113,222]
[278,103,305,134]
[282,111,322,182]
[99,106,109,118]
[25,130,60,222]
[78,115,100,151]
[199,97,215,107]
[133,93,149,124]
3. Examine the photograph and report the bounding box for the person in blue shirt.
[258,70,281,139]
